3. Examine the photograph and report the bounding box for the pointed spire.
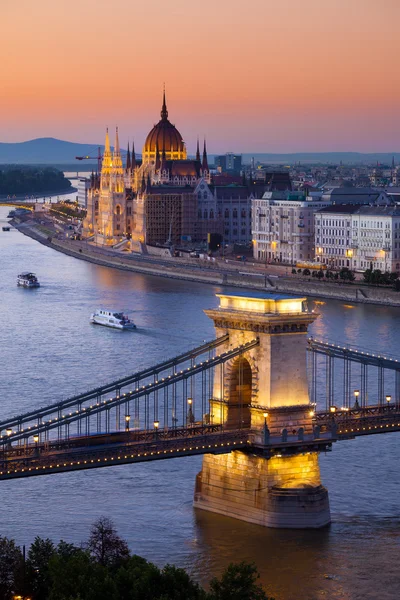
[161,84,168,120]
[131,139,136,170]
[114,126,120,154]
[126,141,131,171]
[155,143,161,170]
[196,137,201,162]
[105,127,111,153]
[202,138,209,172]
[161,144,168,176]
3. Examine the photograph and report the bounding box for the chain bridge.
[2,292,399,529]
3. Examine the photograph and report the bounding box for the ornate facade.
[83,91,217,247]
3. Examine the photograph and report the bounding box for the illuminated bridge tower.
[194,292,331,528]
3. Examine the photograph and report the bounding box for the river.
[0,206,399,600]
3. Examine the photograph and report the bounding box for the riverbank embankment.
[11,217,400,307]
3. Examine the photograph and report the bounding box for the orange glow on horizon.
[1,0,400,152]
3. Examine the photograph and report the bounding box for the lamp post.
[187,398,194,426]
[153,420,159,441]
[262,412,270,445]
[33,434,39,456]
[125,415,131,432]
[386,394,391,411]
[353,389,360,410]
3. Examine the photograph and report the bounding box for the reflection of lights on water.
[343,304,355,309]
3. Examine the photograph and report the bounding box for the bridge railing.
[307,337,400,412]
[0,338,259,449]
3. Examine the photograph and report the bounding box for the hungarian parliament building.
[83,92,289,249]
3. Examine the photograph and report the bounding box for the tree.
[303,268,310,276]
[317,270,324,279]
[26,536,56,599]
[159,564,207,600]
[291,268,297,274]
[47,549,117,600]
[87,517,129,568]
[208,562,272,600]
[0,536,23,600]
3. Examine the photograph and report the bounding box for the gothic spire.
[131,139,136,170]
[104,127,111,153]
[161,84,168,120]
[202,138,209,172]
[196,137,201,162]
[161,144,168,174]
[101,127,113,172]
[114,126,120,155]
[126,141,131,171]
[155,143,161,170]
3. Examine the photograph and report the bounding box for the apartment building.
[315,205,400,272]
[252,191,331,263]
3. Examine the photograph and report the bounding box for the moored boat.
[90,309,136,330]
[2,226,10,231]
[17,272,40,288]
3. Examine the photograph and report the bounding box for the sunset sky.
[1,0,399,153]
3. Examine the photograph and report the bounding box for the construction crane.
[75,146,102,173]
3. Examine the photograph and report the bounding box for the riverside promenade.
[10,215,400,307]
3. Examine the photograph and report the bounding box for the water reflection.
[1,206,399,600]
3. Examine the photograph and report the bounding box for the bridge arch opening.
[226,356,252,429]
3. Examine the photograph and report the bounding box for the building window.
[116,205,121,215]
[224,209,229,218]
[233,209,238,219]
[204,210,208,219]
[210,209,214,219]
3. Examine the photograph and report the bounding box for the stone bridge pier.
[193,292,331,529]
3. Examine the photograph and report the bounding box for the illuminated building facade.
[84,91,219,247]
[315,205,400,272]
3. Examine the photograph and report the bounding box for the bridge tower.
[194,292,331,528]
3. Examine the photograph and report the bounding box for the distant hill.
[0,137,399,166]
[240,152,400,165]
[0,138,105,165]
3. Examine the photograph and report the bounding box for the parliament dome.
[142,92,187,164]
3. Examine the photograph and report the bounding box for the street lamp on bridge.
[125,415,131,431]
[263,412,270,445]
[386,394,392,409]
[353,390,360,410]
[154,420,160,440]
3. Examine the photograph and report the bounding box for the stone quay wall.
[12,219,400,306]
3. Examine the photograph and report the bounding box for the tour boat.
[90,309,136,330]
[17,272,40,288]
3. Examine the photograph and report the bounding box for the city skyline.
[2,0,399,152]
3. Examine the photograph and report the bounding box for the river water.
[0,206,399,600]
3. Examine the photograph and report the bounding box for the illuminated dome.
[142,92,187,164]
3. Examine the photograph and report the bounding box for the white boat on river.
[17,272,40,288]
[90,309,136,330]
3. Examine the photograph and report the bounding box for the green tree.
[0,536,23,600]
[114,555,162,600]
[87,517,129,568]
[26,536,56,599]
[48,550,117,600]
[159,564,206,600]
[303,268,310,276]
[208,562,272,600]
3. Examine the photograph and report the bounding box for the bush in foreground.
[0,518,274,600]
